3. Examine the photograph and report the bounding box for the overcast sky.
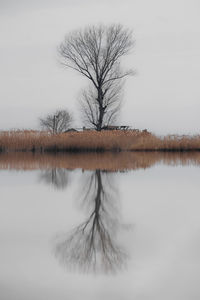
[0,0,200,134]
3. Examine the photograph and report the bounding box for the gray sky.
[0,0,200,134]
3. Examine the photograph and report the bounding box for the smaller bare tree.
[39,109,73,134]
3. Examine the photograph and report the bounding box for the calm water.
[0,152,200,300]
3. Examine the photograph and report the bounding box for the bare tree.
[59,24,134,130]
[39,109,73,134]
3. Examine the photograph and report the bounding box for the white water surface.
[0,163,199,300]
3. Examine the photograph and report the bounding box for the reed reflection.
[39,168,70,190]
[0,152,200,171]
[54,169,129,274]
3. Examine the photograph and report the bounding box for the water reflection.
[39,168,70,190]
[0,151,200,171]
[1,151,200,274]
[54,170,129,274]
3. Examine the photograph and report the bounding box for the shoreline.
[1,148,200,153]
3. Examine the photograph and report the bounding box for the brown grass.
[0,130,200,152]
[130,134,200,151]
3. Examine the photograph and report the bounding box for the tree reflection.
[54,170,129,274]
[39,168,70,190]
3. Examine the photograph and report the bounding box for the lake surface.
[0,152,200,300]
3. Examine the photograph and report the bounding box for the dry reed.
[0,130,200,152]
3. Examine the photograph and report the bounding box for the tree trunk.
[96,88,104,131]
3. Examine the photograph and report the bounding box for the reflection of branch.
[39,168,70,190]
[54,170,129,274]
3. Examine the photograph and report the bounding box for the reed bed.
[0,129,147,152]
[130,134,200,151]
[0,130,200,152]
[0,151,200,172]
